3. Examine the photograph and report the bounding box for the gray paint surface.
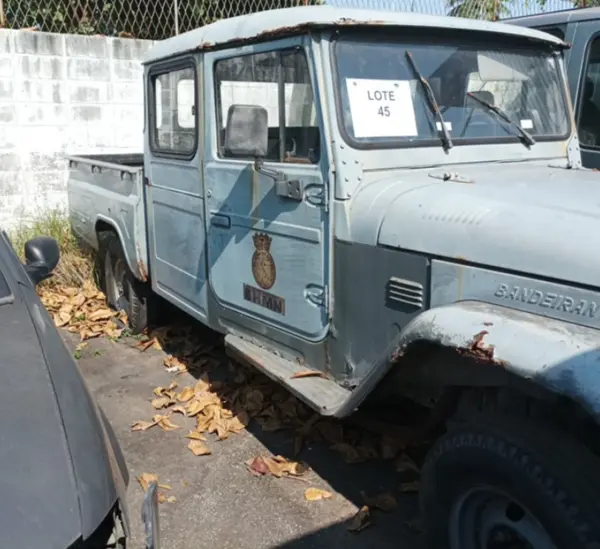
[143,5,566,64]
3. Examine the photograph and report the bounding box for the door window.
[579,36,600,148]
[150,65,197,156]
[214,48,320,164]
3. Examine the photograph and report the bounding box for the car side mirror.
[224,104,268,158]
[24,236,60,285]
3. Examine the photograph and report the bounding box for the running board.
[224,334,351,416]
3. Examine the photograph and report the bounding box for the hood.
[0,237,124,549]
[0,287,81,549]
[350,161,600,288]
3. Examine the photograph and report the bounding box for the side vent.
[386,277,424,311]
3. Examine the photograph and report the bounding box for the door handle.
[210,214,231,229]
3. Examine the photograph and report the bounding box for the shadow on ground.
[141,306,429,546]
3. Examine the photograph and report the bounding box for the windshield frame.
[330,29,571,151]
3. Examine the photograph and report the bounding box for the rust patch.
[137,259,148,282]
[193,18,387,54]
[458,330,507,367]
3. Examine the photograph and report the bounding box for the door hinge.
[306,284,327,308]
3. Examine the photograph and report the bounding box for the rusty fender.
[335,300,600,422]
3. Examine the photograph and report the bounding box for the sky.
[324,0,574,18]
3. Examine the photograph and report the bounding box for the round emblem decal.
[251,232,276,290]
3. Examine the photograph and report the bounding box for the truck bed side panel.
[67,155,149,282]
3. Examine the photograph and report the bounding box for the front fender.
[337,300,600,422]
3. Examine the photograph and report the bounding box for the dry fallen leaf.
[131,418,159,431]
[151,396,173,410]
[137,472,158,492]
[404,518,424,534]
[186,431,207,441]
[380,434,403,460]
[158,493,177,504]
[157,415,180,431]
[361,491,398,512]
[88,308,114,321]
[136,337,157,352]
[291,370,328,379]
[395,453,420,474]
[247,456,270,476]
[188,440,212,456]
[331,442,366,464]
[177,387,194,402]
[304,487,333,501]
[348,506,372,533]
[400,480,420,493]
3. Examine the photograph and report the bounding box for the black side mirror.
[24,236,60,285]
[224,104,268,158]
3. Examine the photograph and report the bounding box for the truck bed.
[66,153,149,282]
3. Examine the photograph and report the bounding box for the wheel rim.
[106,252,129,311]
[449,486,557,549]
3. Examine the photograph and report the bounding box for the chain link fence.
[0,0,590,41]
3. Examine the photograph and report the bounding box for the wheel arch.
[337,300,600,426]
[94,216,146,282]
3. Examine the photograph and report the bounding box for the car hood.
[0,288,81,548]
[0,270,125,548]
[350,161,600,288]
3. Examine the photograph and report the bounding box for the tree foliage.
[3,0,316,40]
[0,0,593,39]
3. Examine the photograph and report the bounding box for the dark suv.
[0,229,132,548]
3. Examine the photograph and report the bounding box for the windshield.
[333,35,569,148]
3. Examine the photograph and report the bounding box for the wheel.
[420,415,600,549]
[103,233,150,335]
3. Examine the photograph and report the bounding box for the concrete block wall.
[0,29,155,228]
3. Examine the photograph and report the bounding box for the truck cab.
[68,7,600,547]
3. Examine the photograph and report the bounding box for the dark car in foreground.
[0,229,154,548]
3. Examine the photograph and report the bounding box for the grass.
[10,208,94,289]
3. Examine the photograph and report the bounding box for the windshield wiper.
[405,51,453,151]
[466,92,535,147]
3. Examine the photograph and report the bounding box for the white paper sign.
[520,119,533,129]
[345,78,418,139]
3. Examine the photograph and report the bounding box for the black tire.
[420,415,600,549]
[103,233,151,335]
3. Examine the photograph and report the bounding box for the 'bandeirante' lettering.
[494,283,598,318]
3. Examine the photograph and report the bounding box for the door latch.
[275,178,303,201]
[305,284,327,308]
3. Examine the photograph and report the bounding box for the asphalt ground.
[64,322,425,549]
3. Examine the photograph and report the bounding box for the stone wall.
[0,29,155,228]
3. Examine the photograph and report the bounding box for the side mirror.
[224,104,268,158]
[24,236,60,285]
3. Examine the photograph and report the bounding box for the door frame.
[202,35,333,342]
[143,54,212,321]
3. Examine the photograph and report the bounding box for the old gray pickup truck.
[68,6,600,547]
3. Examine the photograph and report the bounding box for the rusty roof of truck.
[143,5,567,64]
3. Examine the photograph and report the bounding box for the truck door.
[144,57,209,321]
[203,40,329,341]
